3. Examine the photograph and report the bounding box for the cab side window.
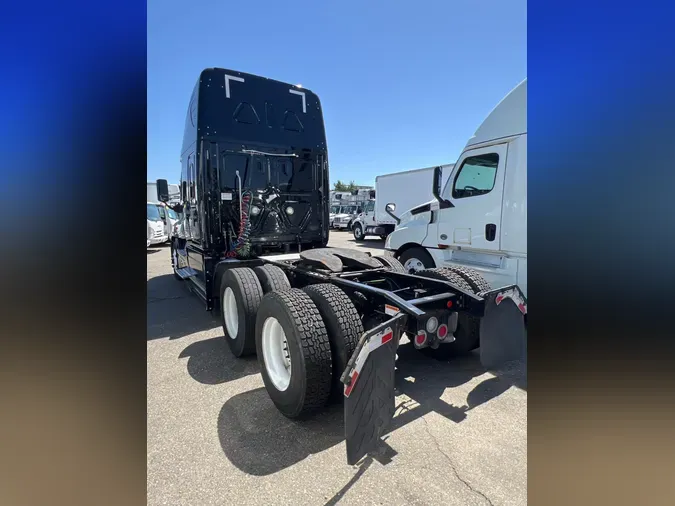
[452,153,499,199]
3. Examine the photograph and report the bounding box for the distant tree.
[333,180,348,191]
[333,179,364,192]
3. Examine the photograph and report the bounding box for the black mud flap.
[479,285,528,369]
[341,314,406,465]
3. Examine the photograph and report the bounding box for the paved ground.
[147,230,527,506]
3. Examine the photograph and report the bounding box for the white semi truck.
[385,79,527,297]
[351,165,452,241]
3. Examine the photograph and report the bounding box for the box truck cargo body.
[352,165,453,240]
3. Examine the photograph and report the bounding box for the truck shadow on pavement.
[218,341,524,476]
[179,337,260,385]
[147,274,221,341]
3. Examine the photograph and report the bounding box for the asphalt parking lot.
[147,230,527,506]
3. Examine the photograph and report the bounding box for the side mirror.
[385,202,400,224]
[181,181,187,201]
[156,179,169,203]
[432,167,442,201]
[432,166,453,208]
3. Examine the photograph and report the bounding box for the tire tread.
[303,284,363,399]
[221,267,263,356]
[373,255,405,272]
[254,264,291,293]
[443,265,491,293]
[264,289,333,413]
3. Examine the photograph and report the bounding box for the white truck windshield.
[147,204,161,221]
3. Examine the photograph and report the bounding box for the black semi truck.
[156,68,527,465]
[164,68,330,309]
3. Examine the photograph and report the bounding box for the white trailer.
[351,165,453,240]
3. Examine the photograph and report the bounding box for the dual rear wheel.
[219,264,363,418]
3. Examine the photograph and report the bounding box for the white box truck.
[385,79,527,297]
[148,181,180,204]
[351,165,452,241]
[147,181,180,243]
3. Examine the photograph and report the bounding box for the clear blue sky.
[148,0,526,186]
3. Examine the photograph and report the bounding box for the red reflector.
[437,244,449,250]
[415,332,426,345]
[344,371,359,397]
[437,324,448,338]
[381,331,393,345]
[446,300,453,308]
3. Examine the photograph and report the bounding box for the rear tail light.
[415,330,427,347]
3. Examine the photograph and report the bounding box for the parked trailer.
[159,69,527,465]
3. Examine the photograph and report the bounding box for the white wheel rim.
[223,287,238,338]
[355,226,362,238]
[261,317,292,391]
[404,257,425,273]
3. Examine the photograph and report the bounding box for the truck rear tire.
[302,284,363,401]
[444,266,492,293]
[416,268,480,358]
[253,265,291,294]
[373,255,405,272]
[220,268,264,357]
[398,247,435,273]
[353,223,365,241]
[255,289,333,418]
